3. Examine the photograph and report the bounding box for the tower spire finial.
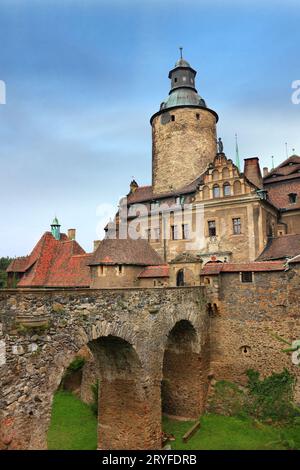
[179,46,183,59]
[235,133,241,171]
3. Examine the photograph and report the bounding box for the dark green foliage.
[245,368,296,422]
[67,356,86,372]
[0,257,12,288]
[90,380,99,416]
[209,369,298,423]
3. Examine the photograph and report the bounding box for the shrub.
[245,368,297,422]
[209,369,298,424]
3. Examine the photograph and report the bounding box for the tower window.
[289,193,297,204]
[174,77,177,83]
[241,272,253,283]
[171,115,175,122]
[196,113,200,120]
[208,220,216,237]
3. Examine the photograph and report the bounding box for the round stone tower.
[151,54,218,194]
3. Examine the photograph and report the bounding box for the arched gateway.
[0,287,209,450]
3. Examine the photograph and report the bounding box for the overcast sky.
[0,0,299,257]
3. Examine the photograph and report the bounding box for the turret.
[51,217,61,241]
[150,50,218,194]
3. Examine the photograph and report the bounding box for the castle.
[7,54,300,289]
[1,54,300,450]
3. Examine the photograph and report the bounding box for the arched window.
[213,184,220,198]
[176,269,184,287]
[202,185,210,199]
[222,167,230,179]
[223,182,231,196]
[212,170,219,181]
[233,180,242,195]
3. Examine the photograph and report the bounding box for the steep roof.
[126,176,203,205]
[201,260,285,275]
[263,156,300,210]
[138,265,169,278]
[7,231,91,288]
[89,238,164,266]
[264,156,300,183]
[256,234,300,261]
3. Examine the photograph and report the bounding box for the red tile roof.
[263,156,300,210]
[201,260,285,275]
[89,238,164,266]
[6,257,30,273]
[7,232,91,288]
[138,265,169,278]
[256,234,300,261]
[126,176,203,205]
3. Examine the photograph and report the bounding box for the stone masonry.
[0,287,209,450]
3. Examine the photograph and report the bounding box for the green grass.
[47,391,300,450]
[47,391,97,450]
[163,414,300,450]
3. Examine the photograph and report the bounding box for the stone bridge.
[0,287,210,450]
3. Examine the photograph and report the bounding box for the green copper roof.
[51,217,60,226]
[161,88,206,110]
[174,58,191,68]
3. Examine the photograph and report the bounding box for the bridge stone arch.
[0,287,208,450]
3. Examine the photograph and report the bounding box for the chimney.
[93,240,101,252]
[244,157,263,189]
[68,229,76,240]
[263,167,269,177]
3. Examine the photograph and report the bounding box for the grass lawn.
[163,414,300,450]
[47,390,97,450]
[47,391,300,450]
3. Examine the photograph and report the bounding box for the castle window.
[289,193,297,204]
[213,184,220,198]
[240,345,251,356]
[233,218,241,235]
[171,115,175,121]
[208,220,216,237]
[182,224,190,240]
[196,113,200,120]
[241,271,253,283]
[171,225,179,240]
[174,77,178,83]
[117,265,124,276]
[223,182,231,196]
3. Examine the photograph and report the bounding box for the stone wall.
[0,287,209,450]
[208,266,300,402]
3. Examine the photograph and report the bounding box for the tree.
[0,257,12,288]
